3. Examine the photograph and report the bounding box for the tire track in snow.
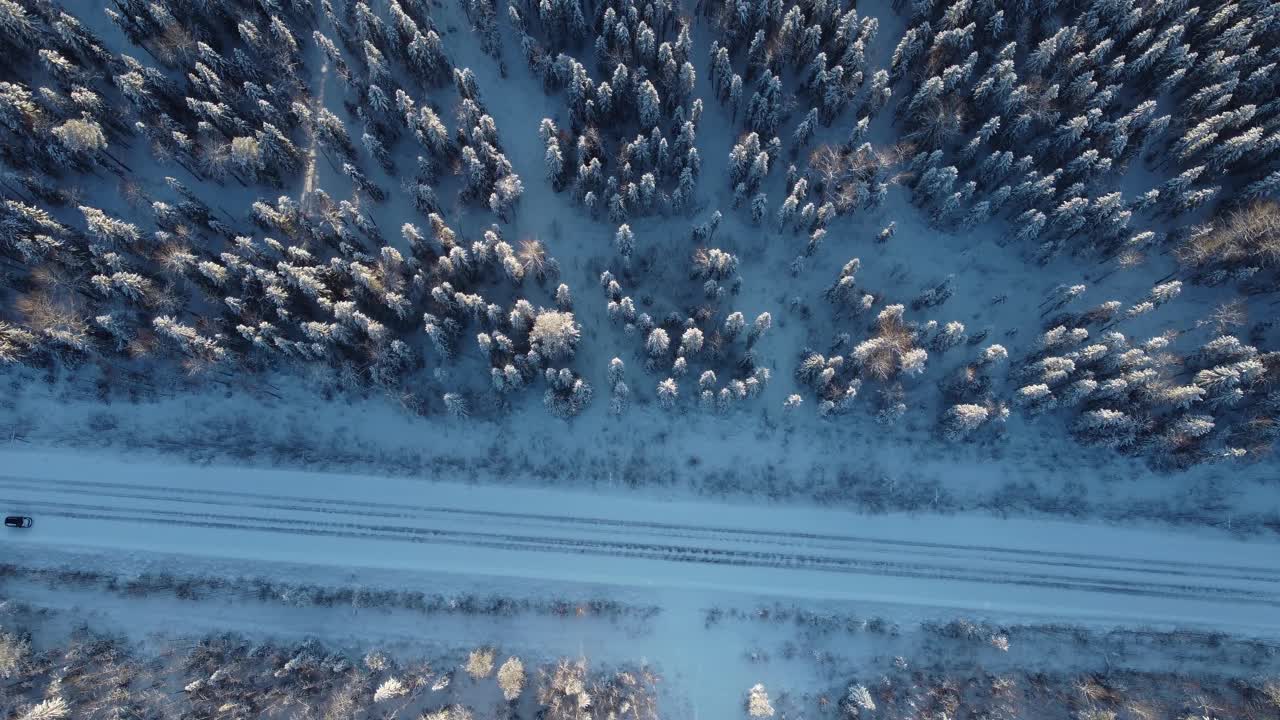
[4,495,1280,608]
[2,475,1279,583]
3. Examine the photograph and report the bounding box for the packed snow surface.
[4,447,1280,634]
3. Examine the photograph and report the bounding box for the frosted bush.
[497,657,525,701]
[465,648,495,679]
[530,310,580,359]
[374,677,409,702]
[52,117,106,155]
[747,684,774,718]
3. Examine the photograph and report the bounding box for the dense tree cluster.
[0,626,658,720]
[869,0,1280,265]
[0,0,567,418]
[695,0,1280,281]
[827,654,1280,720]
[599,251,774,414]
[1014,287,1279,468]
[0,0,1276,465]
[519,0,706,219]
[801,256,989,426]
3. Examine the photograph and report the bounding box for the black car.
[4,516,32,529]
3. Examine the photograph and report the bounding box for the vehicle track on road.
[4,489,1280,608]
[4,474,1278,583]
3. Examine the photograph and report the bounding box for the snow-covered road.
[3,448,1279,634]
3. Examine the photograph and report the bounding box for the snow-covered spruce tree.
[747,312,771,349]
[1073,409,1138,449]
[657,377,678,409]
[646,327,670,359]
[554,283,572,311]
[691,247,738,280]
[824,258,873,316]
[153,316,226,368]
[678,327,703,357]
[608,357,629,416]
[749,192,768,224]
[544,367,592,418]
[912,275,955,310]
[0,321,37,364]
[614,223,635,267]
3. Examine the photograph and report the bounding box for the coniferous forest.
[3,0,1280,715]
